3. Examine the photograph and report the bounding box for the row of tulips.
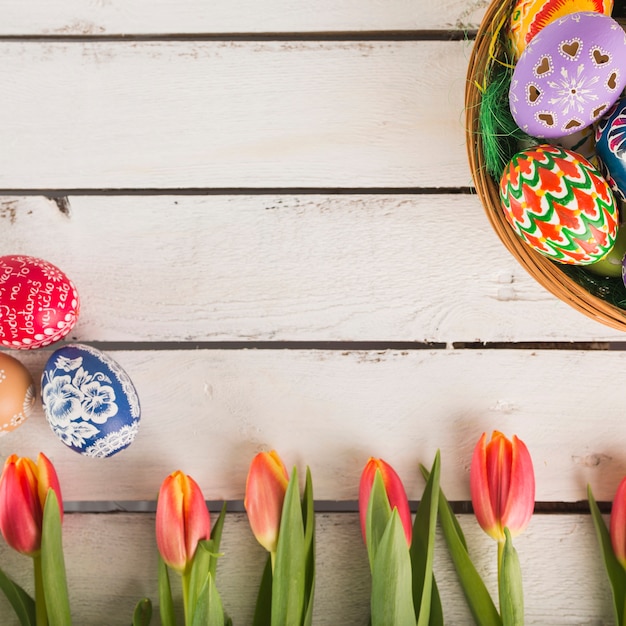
[0,432,623,625]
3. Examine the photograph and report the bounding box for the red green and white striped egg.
[499,145,618,264]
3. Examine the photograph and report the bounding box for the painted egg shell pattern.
[509,12,626,139]
[41,344,140,458]
[595,96,626,201]
[509,0,613,59]
[0,255,80,350]
[499,145,618,264]
[0,352,35,434]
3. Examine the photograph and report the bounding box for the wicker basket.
[466,0,626,331]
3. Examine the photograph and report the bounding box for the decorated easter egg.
[548,125,597,163]
[587,224,626,276]
[509,0,613,59]
[509,12,626,139]
[499,145,618,264]
[41,344,140,458]
[595,97,626,201]
[0,255,79,350]
[0,352,35,434]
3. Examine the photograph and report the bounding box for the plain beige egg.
[0,352,35,434]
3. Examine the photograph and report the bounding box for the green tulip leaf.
[188,540,215,622]
[252,556,273,626]
[365,470,393,571]
[302,467,315,626]
[209,503,228,579]
[272,466,306,626]
[499,529,524,626]
[421,467,501,626]
[371,510,416,626]
[588,485,626,626]
[411,451,441,626]
[429,577,444,626]
[158,556,176,626]
[41,488,72,626]
[191,572,225,626]
[0,565,35,626]
[132,598,153,626]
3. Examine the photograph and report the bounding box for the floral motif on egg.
[510,0,613,58]
[42,354,119,448]
[499,145,618,264]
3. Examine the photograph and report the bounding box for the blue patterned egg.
[595,96,626,201]
[41,344,140,458]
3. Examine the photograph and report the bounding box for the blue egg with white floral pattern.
[41,344,140,458]
[596,97,626,201]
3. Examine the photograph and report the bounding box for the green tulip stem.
[182,570,191,626]
[270,550,276,573]
[33,554,48,626]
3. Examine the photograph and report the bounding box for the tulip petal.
[244,451,289,553]
[37,453,63,523]
[470,433,501,541]
[156,472,187,572]
[180,473,211,565]
[611,477,626,568]
[0,456,43,555]
[501,435,535,538]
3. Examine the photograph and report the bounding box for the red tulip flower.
[244,450,290,554]
[156,470,211,574]
[470,431,535,542]
[359,457,412,546]
[0,453,63,556]
[611,476,626,569]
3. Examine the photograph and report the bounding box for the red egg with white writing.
[0,255,80,349]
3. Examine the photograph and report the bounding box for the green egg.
[586,225,626,277]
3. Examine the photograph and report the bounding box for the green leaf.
[191,573,224,626]
[411,451,441,626]
[209,503,228,579]
[158,556,176,626]
[365,470,393,571]
[41,488,72,626]
[499,529,524,626]
[371,510,416,626]
[252,556,272,626]
[429,577,444,626]
[301,467,315,626]
[188,540,215,622]
[133,598,153,626]
[272,466,305,626]
[0,565,35,626]
[422,469,501,626]
[588,485,626,626]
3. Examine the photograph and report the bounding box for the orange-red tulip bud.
[0,452,63,556]
[470,431,535,542]
[611,477,626,569]
[156,470,211,574]
[359,457,412,546]
[244,450,289,553]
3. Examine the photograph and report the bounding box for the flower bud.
[470,431,535,542]
[610,476,626,569]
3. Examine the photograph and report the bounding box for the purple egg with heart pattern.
[509,11,626,139]
[41,344,140,458]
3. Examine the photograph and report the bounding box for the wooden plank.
[0,41,470,189]
[1,348,625,502]
[0,0,487,35]
[0,513,612,624]
[4,195,621,342]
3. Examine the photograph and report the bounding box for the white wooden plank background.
[0,514,614,625]
[0,41,471,189]
[1,348,624,503]
[1,0,625,623]
[0,0,487,35]
[2,195,621,342]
